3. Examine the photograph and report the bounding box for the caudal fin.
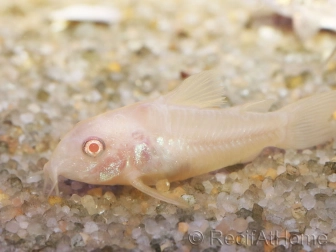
[278,91,336,149]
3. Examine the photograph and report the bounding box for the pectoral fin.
[131,179,189,208]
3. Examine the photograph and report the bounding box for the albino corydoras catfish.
[44,70,336,208]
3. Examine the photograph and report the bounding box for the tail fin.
[278,91,336,149]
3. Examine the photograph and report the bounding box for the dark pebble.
[272,245,286,252]
[91,245,127,252]
[291,243,303,252]
[150,238,161,252]
[305,182,317,190]
[193,182,205,193]
[7,159,18,170]
[314,193,328,202]
[252,204,263,222]
[7,175,23,190]
[4,232,24,245]
[155,214,166,222]
[36,89,49,102]
[323,162,336,175]
[236,208,252,219]
[202,247,219,252]
[0,140,9,153]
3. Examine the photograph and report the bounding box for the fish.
[43,70,336,208]
[260,0,336,39]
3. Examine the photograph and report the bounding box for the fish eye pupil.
[83,137,105,157]
[89,142,99,153]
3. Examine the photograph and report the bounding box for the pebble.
[48,196,63,206]
[177,222,189,233]
[215,173,226,184]
[172,187,186,197]
[84,221,98,234]
[27,104,40,113]
[274,178,295,194]
[71,233,85,247]
[132,228,142,239]
[327,174,336,183]
[264,168,278,180]
[328,181,336,189]
[46,218,57,228]
[69,194,81,203]
[1,1,336,251]
[236,208,252,219]
[202,180,213,194]
[231,181,247,194]
[81,195,98,215]
[144,219,159,235]
[188,219,208,233]
[156,179,170,192]
[19,222,29,229]
[5,221,20,233]
[301,194,316,210]
[217,192,238,213]
[252,204,263,222]
[85,90,102,103]
[181,195,196,205]
[286,164,300,176]
[61,205,71,215]
[232,218,248,233]
[20,113,34,124]
[291,203,306,219]
[262,180,275,198]
[325,195,336,209]
[26,174,42,183]
[17,229,27,239]
[216,219,230,234]
[27,223,43,236]
[108,62,121,72]
[80,232,89,245]
[87,187,103,197]
[103,191,116,202]
[58,220,67,232]
[229,172,239,180]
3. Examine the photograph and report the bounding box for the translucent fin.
[131,179,189,208]
[43,170,48,194]
[278,91,336,149]
[163,70,225,108]
[240,99,275,113]
[43,161,60,197]
[293,11,320,40]
[47,181,59,197]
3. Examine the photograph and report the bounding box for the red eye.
[83,137,105,157]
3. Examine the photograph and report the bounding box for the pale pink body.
[124,101,285,183]
[44,70,336,207]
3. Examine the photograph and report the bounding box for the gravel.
[0,0,336,251]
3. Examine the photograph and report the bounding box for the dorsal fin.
[163,70,225,108]
[240,99,275,113]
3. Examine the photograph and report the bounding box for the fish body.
[44,70,336,207]
[130,102,285,183]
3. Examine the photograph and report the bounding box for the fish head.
[43,107,150,194]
